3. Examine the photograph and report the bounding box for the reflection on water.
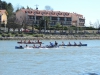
[0,40,100,75]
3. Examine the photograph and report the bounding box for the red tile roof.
[0,10,8,15]
[20,9,72,17]
[19,9,84,19]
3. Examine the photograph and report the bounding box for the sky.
[2,0,100,27]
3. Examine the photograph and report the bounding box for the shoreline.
[0,36,100,40]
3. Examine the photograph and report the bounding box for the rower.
[21,40,22,43]
[68,42,71,45]
[33,44,36,48]
[24,40,26,43]
[28,40,31,43]
[62,41,65,45]
[50,42,54,47]
[38,40,39,43]
[74,42,77,45]
[79,42,82,45]
[26,45,28,47]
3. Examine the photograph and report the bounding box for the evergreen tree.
[0,0,2,9]
[0,1,14,17]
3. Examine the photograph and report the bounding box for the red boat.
[17,40,43,44]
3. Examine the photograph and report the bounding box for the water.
[0,40,100,75]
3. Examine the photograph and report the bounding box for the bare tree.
[45,5,53,11]
[94,20,100,33]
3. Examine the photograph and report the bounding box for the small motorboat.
[15,46,24,49]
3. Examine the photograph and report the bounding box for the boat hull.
[59,44,87,46]
[17,42,43,44]
[15,46,24,49]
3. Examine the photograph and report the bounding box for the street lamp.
[44,20,46,34]
[3,20,6,32]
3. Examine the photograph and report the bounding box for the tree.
[7,3,14,17]
[7,13,22,33]
[44,16,50,31]
[55,22,61,31]
[1,1,14,17]
[45,5,53,11]
[27,6,29,9]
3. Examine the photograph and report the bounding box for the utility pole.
[0,0,2,9]
[34,4,39,10]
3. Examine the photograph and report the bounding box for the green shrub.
[2,33,6,37]
[33,34,43,37]
[20,34,24,37]
[7,33,11,37]
[15,33,19,37]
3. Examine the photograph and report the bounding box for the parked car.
[22,29,30,32]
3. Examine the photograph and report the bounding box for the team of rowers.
[19,40,41,43]
[49,41,82,47]
[19,40,83,48]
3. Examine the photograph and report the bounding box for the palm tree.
[44,16,50,34]
[55,22,61,33]
[61,21,64,33]
[39,18,44,33]
[32,21,34,33]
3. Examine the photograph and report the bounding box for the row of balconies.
[28,16,72,21]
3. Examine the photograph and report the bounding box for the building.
[71,12,85,27]
[0,10,8,25]
[16,9,85,27]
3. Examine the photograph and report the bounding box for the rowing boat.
[59,44,87,46]
[17,42,43,44]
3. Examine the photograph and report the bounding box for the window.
[52,17,57,20]
[25,11,27,13]
[37,16,42,20]
[59,17,64,20]
[79,18,85,22]
[29,16,34,19]
[66,18,72,21]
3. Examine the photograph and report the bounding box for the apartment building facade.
[0,10,8,25]
[16,9,85,27]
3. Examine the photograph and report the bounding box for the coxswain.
[55,41,58,46]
